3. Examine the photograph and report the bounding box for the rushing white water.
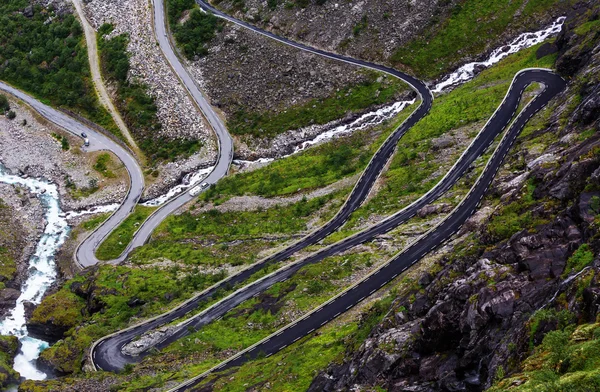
[234,99,415,168]
[63,203,120,219]
[0,165,70,381]
[141,166,215,207]
[433,17,566,93]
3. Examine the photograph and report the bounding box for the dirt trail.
[71,0,142,156]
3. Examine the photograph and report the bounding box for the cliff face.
[308,6,600,392]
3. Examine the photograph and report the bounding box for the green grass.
[0,335,19,388]
[95,206,155,260]
[228,72,407,139]
[93,153,116,178]
[0,246,17,282]
[562,244,594,278]
[132,192,344,267]
[34,264,226,374]
[390,0,573,78]
[574,19,600,36]
[490,321,600,392]
[81,213,110,231]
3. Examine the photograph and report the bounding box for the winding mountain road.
[75,0,236,266]
[0,81,146,270]
[169,69,566,392]
[0,1,567,388]
[89,3,567,389]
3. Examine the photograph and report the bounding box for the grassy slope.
[132,192,344,267]
[391,0,575,78]
[0,1,121,138]
[95,206,155,261]
[227,72,408,139]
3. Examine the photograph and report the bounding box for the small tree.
[6,110,16,120]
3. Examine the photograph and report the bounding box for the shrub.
[563,244,594,277]
[0,95,9,113]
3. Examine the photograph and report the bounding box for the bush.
[6,111,15,120]
[173,8,221,60]
[0,95,9,113]
[542,330,572,373]
[563,244,594,277]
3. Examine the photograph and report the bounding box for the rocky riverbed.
[0,184,44,319]
[0,96,127,210]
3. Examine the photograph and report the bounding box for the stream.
[0,164,70,381]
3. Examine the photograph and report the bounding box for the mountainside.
[1,0,599,391]
[308,5,600,391]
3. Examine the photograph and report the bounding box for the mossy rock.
[0,335,20,388]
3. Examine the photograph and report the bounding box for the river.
[0,164,70,381]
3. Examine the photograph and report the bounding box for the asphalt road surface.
[91,0,437,372]
[169,69,566,392]
[0,81,145,269]
[101,0,235,263]
[89,0,567,382]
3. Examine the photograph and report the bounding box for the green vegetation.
[206,140,370,199]
[0,95,9,113]
[105,258,395,392]
[133,192,343,267]
[486,179,549,241]
[490,321,600,392]
[51,133,70,151]
[353,15,368,36]
[34,264,226,374]
[81,213,110,231]
[229,72,406,138]
[0,246,16,283]
[0,0,119,135]
[65,177,99,200]
[167,0,222,60]
[30,289,85,330]
[562,244,594,278]
[97,23,203,161]
[390,0,573,78]
[0,335,19,388]
[93,153,115,178]
[96,206,155,260]
[0,200,18,283]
